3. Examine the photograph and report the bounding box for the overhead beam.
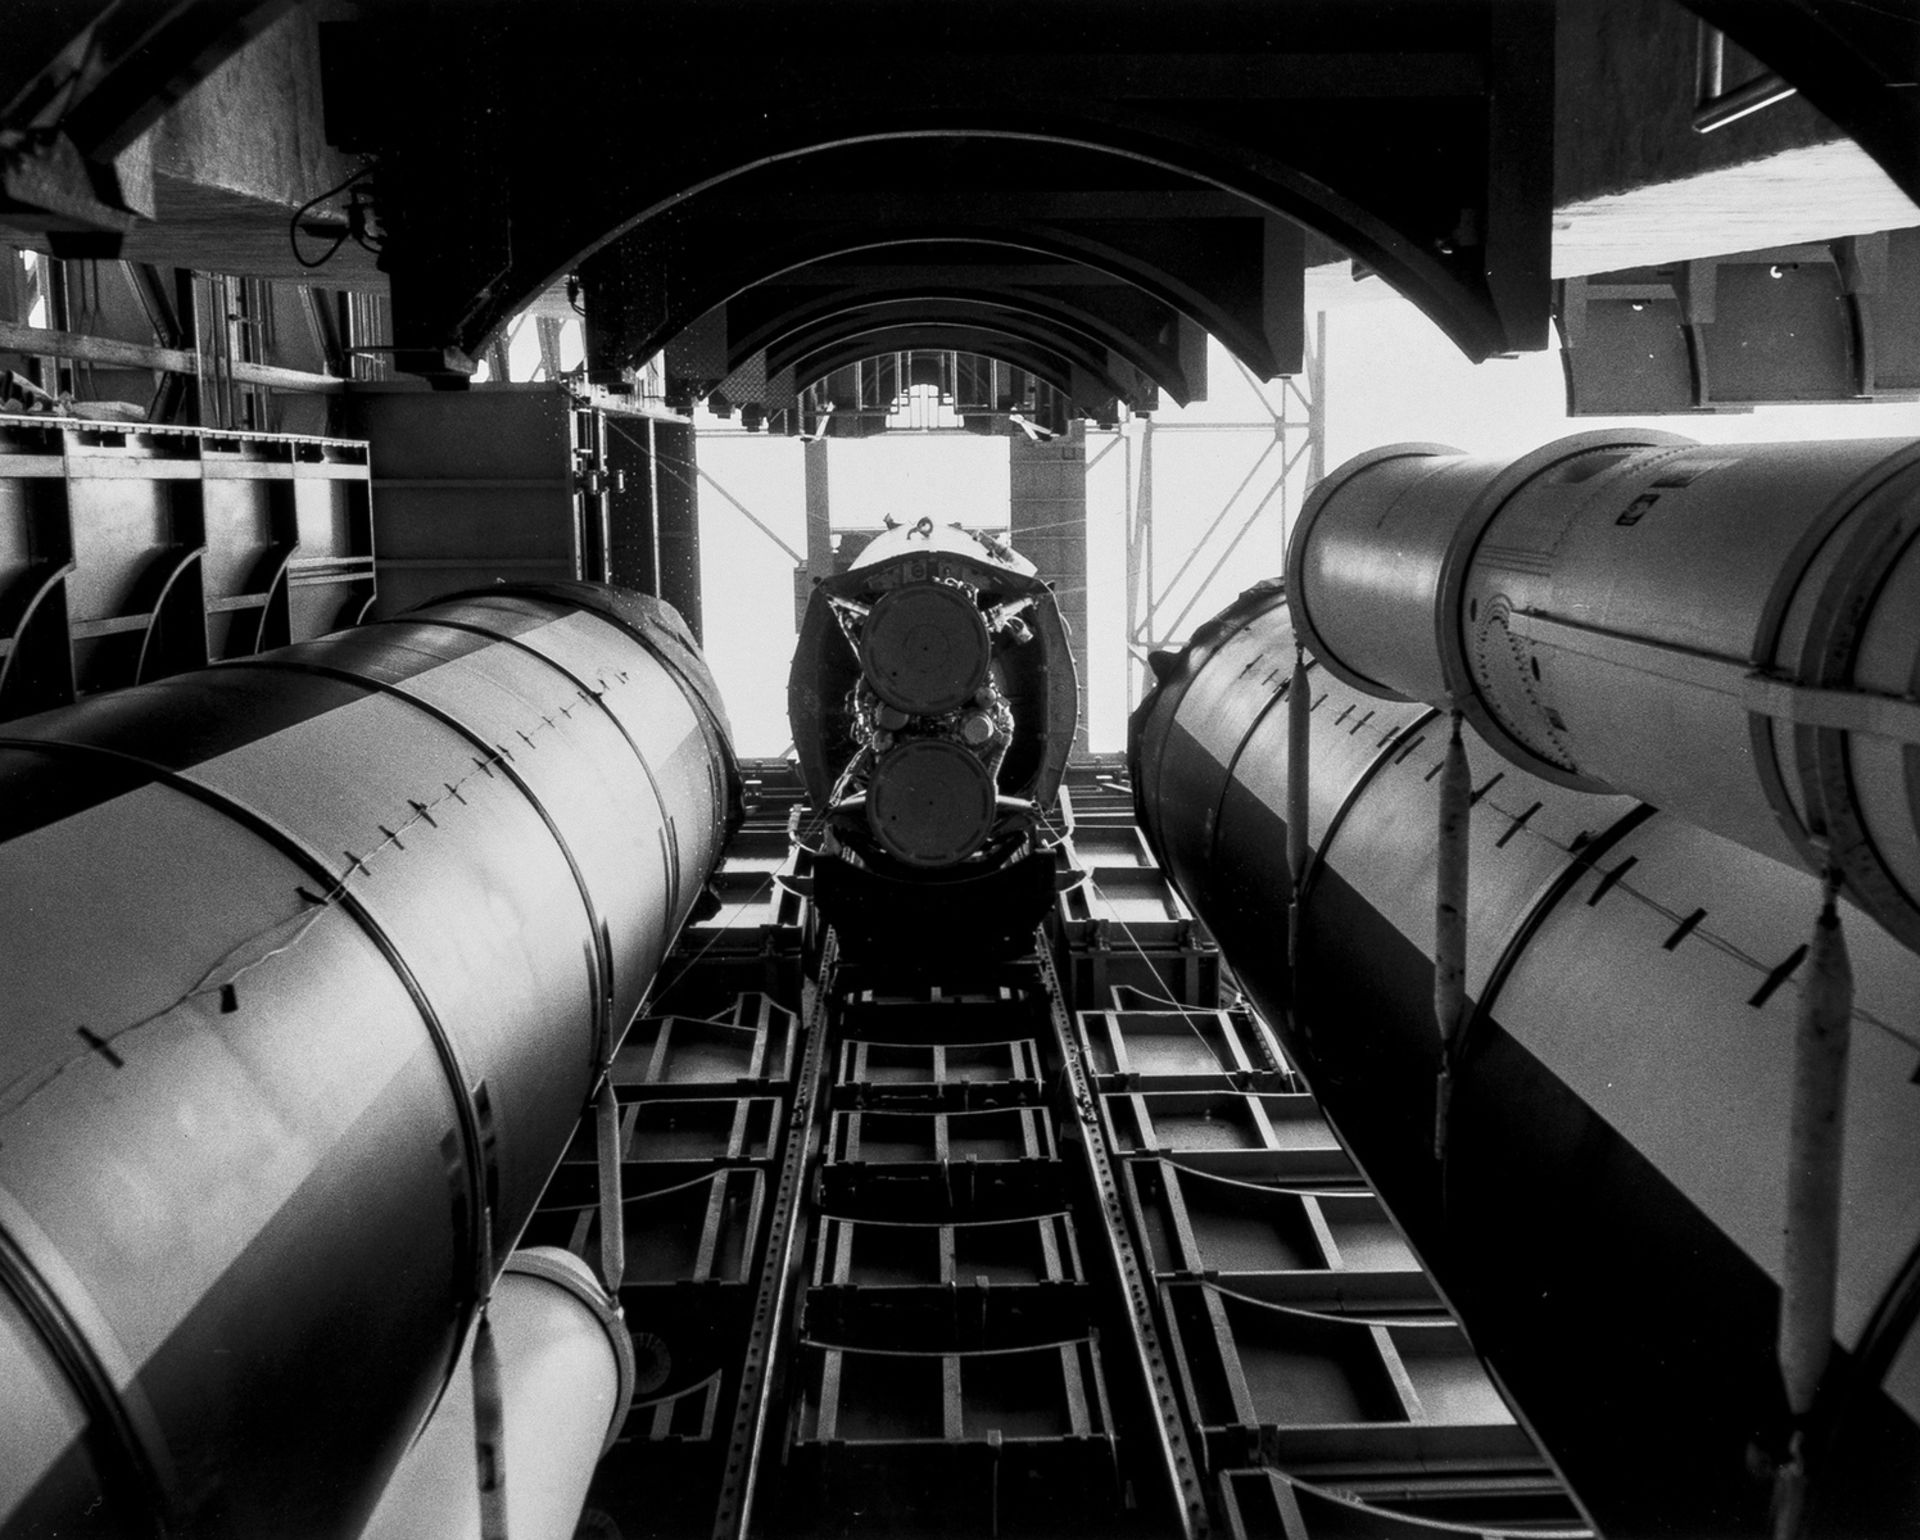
[628,52,1488,102]
[0,319,344,393]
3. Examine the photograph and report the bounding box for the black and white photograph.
[1,3,1918,1537]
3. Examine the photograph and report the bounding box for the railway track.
[526,764,1591,1540]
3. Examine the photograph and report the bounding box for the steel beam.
[1011,426,1090,756]
[0,319,343,393]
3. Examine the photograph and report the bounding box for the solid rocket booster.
[1132,433,1920,1538]
[0,583,737,1538]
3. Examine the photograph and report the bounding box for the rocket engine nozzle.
[787,521,1078,959]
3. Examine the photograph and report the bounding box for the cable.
[652,798,834,990]
[1257,1469,1591,1540]
[1156,1157,1355,1200]
[0,673,625,1126]
[657,869,780,977]
[289,165,374,271]
[1196,1276,1443,1331]
[1037,802,1216,1032]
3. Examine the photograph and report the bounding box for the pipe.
[0,583,736,1538]
[1696,73,1799,134]
[1775,873,1858,1539]
[1432,710,1470,1160]
[1130,581,1920,1538]
[474,1311,510,1540]
[1286,645,1311,971]
[358,1248,635,1540]
[1286,431,1920,954]
[596,1078,627,1294]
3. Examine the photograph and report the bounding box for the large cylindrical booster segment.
[358,1247,634,1540]
[1131,583,1920,1539]
[1287,431,1920,951]
[0,583,737,1538]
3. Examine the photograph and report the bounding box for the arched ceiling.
[328,0,1560,385]
[708,248,1202,402]
[8,0,1916,422]
[315,0,1920,401]
[792,307,1145,402]
[791,327,1089,412]
[573,140,1315,404]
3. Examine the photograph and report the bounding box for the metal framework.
[504,758,1588,1539]
[1117,311,1325,709]
[0,243,390,434]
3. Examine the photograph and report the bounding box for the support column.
[1304,310,1327,490]
[1009,424,1089,756]
[604,414,661,598]
[797,434,834,630]
[652,417,704,641]
[1125,417,1154,710]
